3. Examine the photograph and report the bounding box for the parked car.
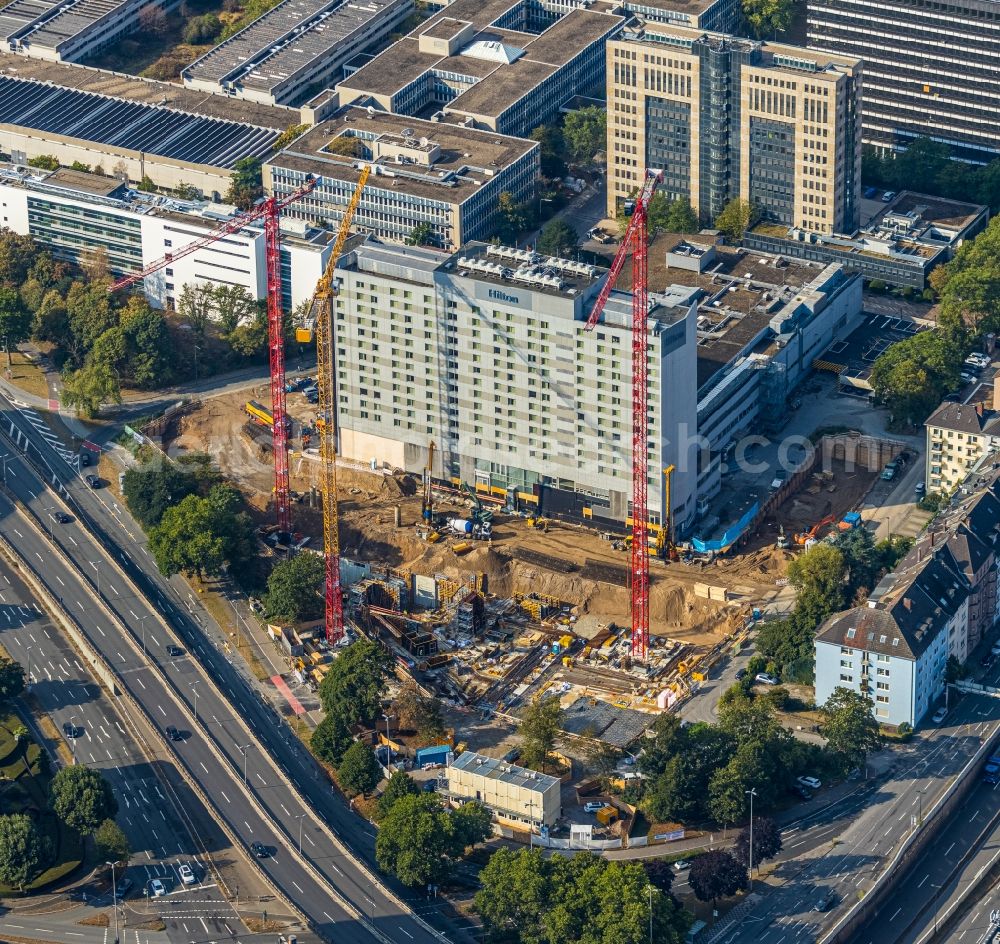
[991,640,1000,656]
[735,668,748,681]
[790,784,813,800]
[422,779,437,792]
[755,672,780,686]
[915,481,926,497]
[673,859,692,872]
[149,879,166,898]
[882,191,897,202]
[78,452,91,467]
[114,877,134,900]
[503,748,522,763]
[178,864,196,886]
[961,371,977,385]
[880,462,898,481]
[797,775,822,790]
[250,841,269,858]
[932,706,948,724]
[863,186,878,199]
[584,801,610,814]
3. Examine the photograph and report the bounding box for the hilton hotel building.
[606,25,862,235]
[329,237,700,537]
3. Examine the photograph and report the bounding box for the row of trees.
[756,526,912,682]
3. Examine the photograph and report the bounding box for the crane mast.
[310,165,371,644]
[110,177,319,534]
[584,169,663,662]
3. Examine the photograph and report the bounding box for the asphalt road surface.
[0,395,447,944]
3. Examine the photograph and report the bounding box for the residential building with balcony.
[925,379,1000,495]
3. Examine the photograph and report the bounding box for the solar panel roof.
[0,75,280,168]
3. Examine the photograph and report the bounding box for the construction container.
[415,744,451,768]
[453,541,472,555]
[559,634,574,650]
[295,327,313,343]
[596,805,619,825]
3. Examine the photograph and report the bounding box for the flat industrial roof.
[341,38,439,94]
[43,166,126,197]
[269,105,537,204]
[450,750,560,792]
[0,51,296,127]
[183,0,403,96]
[0,74,281,168]
[0,0,129,55]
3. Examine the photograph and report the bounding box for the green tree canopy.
[0,286,31,353]
[0,814,47,889]
[530,124,567,179]
[519,695,563,773]
[95,818,129,864]
[714,198,761,241]
[337,741,382,797]
[318,638,392,729]
[562,106,606,165]
[61,360,121,418]
[122,461,197,529]
[226,157,264,209]
[50,766,118,835]
[0,229,43,287]
[741,0,794,37]
[537,220,579,257]
[264,553,325,623]
[734,816,782,868]
[647,195,699,235]
[0,657,26,706]
[406,222,435,246]
[870,330,963,427]
[377,770,420,820]
[787,543,846,608]
[310,712,353,767]
[821,687,883,768]
[149,494,226,579]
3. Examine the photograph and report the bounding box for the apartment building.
[0,164,331,311]
[807,0,1000,163]
[815,459,1000,727]
[925,380,1000,495]
[606,25,862,234]
[264,107,539,250]
[443,751,561,829]
[182,0,413,106]
[335,0,624,138]
[328,237,700,536]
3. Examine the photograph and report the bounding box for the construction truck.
[245,400,291,432]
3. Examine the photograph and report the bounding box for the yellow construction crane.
[656,465,675,560]
[310,164,371,642]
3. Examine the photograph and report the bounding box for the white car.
[991,641,1000,656]
[797,775,822,790]
[584,801,610,813]
[932,707,948,724]
[149,879,166,898]
[178,864,195,886]
[755,673,780,686]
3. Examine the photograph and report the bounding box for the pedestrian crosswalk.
[20,407,79,468]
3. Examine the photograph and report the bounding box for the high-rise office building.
[807,0,1000,163]
[606,25,862,234]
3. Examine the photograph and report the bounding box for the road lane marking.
[220,790,230,803]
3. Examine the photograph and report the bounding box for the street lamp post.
[139,615,148,658]
[295,813,305,854]
[0,454,9,487]
[647,884,653,944]
[69,715,78,765]
[191,681,200,722]
[106,861,120,944]
[383,713,392,744]
[89,560,101,597]
[746,787,758,892]
[24,645,32,687]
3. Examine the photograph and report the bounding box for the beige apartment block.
[444,751,561,828]
[606,24,862,235]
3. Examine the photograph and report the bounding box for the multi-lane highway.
[0,395,448,944]
[710,695,999,944]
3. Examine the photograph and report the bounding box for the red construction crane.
[584,169,663,662]
[110,176,319,534]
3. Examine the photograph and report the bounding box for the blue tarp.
[415,744,451,766]
[691,501,760,553]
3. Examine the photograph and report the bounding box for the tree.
[95,818,129,864]
[226,157,264,209]
[318,638,392,729]
[870,330,963,427]
[138,3,168,33]
[226,310,269,358]
[65,280,116,365]
[0,286,31,357]
[31,290,68,345]
[310,712,353,766]
[176,283,215,337]
[149,494,226,579]
[452,801,493,852]
[375,794,458,886]
[60,360,121,418]
[122,461,197,529]
[530,124,567,179]
[0,814,47,890]
[50,766,118,835]
[377,770,420,820]
[27,155,59,171]
[537,220,579,257]
[562,106,606,165]
[183,12,222,42]
[327,136,364,158]
[715,198,761,241]
[821,687,883,767]
[495,191,532,245]
[263,553,325,623]
[741,0,794,36]
[338,741,382,797]
[647,194,699,235]
[0,657,25,707]
[406,222,435,246]
[787,543,845,609]
[519,695,562,773]
[688,850,745,905]
[0,230,42,287]
[643,858,675,893]
[138,175,156,193]
[121,300,175,388]
[734,816,782,869]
